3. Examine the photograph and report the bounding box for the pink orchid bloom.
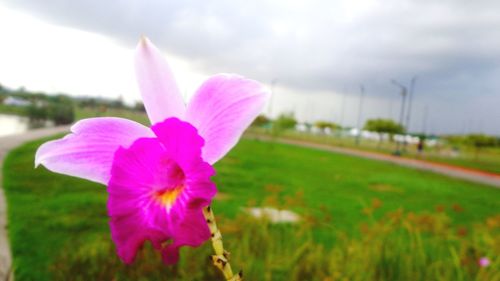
[35,37,269,264]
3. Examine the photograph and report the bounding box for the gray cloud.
[3,0,500,134]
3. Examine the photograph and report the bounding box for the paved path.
[0,126,70,281]
[248,134,500,188]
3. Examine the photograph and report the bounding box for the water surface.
[0,114,30,137]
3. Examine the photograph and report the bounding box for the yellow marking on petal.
[154,186,184,211]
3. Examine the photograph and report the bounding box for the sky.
[0,0,499,135]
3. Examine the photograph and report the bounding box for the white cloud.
[0,5,208,104]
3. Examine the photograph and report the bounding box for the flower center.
[153,158,186,211]
[154,185,184,211]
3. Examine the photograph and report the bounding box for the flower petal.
[152,117,205,168]
[185,74,269,164]
[108,138,171,264]
[108,118,216,265]
[35,117,154,185]
[161,209,210,264]
[135,37,185,125]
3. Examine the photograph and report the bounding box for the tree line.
[0,84,144,125]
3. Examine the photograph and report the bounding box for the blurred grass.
[3,136,500,280]
[49,209,500,281]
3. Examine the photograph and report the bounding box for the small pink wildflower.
[479,257,490,267]
[35,38,268,264]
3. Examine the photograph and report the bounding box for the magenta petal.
[135,37,186,125]
[152,117,204,167]
[185,74,269,164]
[35,117,154,185]
[152,118,217,206]
[161,209,211,264]
[108,118,216,264]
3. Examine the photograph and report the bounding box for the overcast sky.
[0,0,499,135]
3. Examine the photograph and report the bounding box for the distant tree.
[444,135,467,146]
[110,95,125,109]
[466,134,498,160]
[79,98,98,108]
[27,104,48,122]
[251,115,271,127]
[134,101,146,112]
[2,88,75,125]
[49,103,74,125]
[48,95,75,125]
[364,118,405,146]
[274,112,297,131]
[314,121,339,131]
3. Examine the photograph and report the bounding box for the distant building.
[3,96,30,107]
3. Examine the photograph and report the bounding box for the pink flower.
[35,38,269,264]
[479,257,490,267]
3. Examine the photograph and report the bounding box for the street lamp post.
[391,79,407,156]
[406,76,417,133]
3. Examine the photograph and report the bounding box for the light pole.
[406,76,417,133]
[355,84,365,146]
[391,79,407,155]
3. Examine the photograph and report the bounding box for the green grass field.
[3,136,500,280]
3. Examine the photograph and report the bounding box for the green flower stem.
[203,206,243,281]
